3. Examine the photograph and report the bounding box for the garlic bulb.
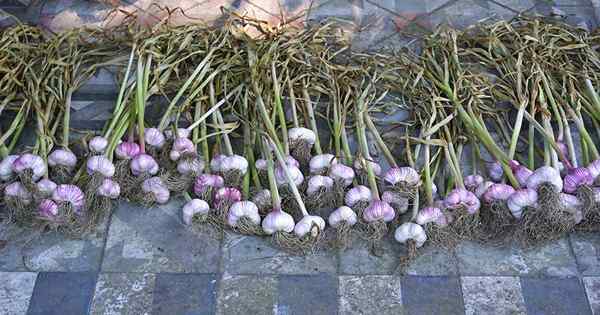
[275,165,304,188]
[415,206,448,226]
[594,188,600,203]
[141,177,170,204]
[482,183,515,203]
[115,142,140,160]
[328,206,358,227]
[383,167,420,187]
[86,155,115,177]
[0,155,18,181]
[559,193,582,210]
[5,182,32,205]
[261,209,295,234]
[38,199,59,218]
[210,154,227,173]
[214,187,242,207]
[475,181,494,198]
[182,198,210,225]
[487,161,504,182]
[97,179,121,199]
[344,185,372,207]
[394,222,427,248]
[88,136,108,154]
[36,179,57,196]
[130,154,159,177]
[255,159,267,171]
[588,159,600,179]
[227,201,261,227]
[193,174,224,197]
[526,166,563,192]
[165,128,191,139]
[563,167,594,194]
[444,188,480,214]
[381,190,409,214]
[329,163,355,187]
[177,158,205,175]
[52,184,85,212]
[169,137,195,161]
[306,175,334,196]
[509,160,532,187]
[284,155,300,169]
[294,215,326,237]
[144,128,165,148]
[464,174,484,191]
[252,189,272,213]
[221,155,249,175]
[12,154,47,181]
[363,200,395,223]
[288,127,316,145]
[353,159,382,176]
[48,149,77,169]
[506,188,538,219]
[309,154,337,174]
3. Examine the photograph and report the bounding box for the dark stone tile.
[570,232,600,276]
[520,277,592,315]
[339,275,405,314]
[277,274,338,315]
[90,273,155,315]
[401,276,465,315]
[216,275,277,315]
[583,277,600,315]
[27,272,97,315]
[152,273,217,315]
[0,272,38,315]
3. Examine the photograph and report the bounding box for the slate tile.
[27,272,97,315]
[403,244,459,276]
[520,277,592,315]
[427,0,515,29]
[90,273,155,315]
[277,274,338,315]
[339,275,405,314]
[152,273,217,315]
[584,277,600,315]
[570,232,600,275]
[101,198,221,273]
[0,272,38,315]
[401,276,464,315]
[461,276,526,315]
[222,232,337,275]
[216,275,277,315]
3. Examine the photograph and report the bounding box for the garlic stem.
[271,62,289,155]
[269,137,309,217]
[302,82,322,154]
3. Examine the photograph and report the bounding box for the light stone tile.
[0,272,38,315]
[461,276,526,315]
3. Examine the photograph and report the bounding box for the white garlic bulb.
[5,182,32,205]
[309,154,337,174]
[97,178,121,199]
[169,137,195,161]
[141,177,170,204]
[526,166,563,192]
[288,127,316,145]
[381,190,409,214]
[306,175,334,196]
[48,149,77,169]
[88,136,108,154]
[329,163,355,187]
[86,155,116,177]
[12,154,47,181]
[444,188,480,214]
[344,185,373,207]
[130,154,159,177]
[415,206,447,226]
[363,200,396,223]
[177,158,204,175]
[394,222,427,248]
[182,199,210,225]
[464,174,484,191]
[52,184,85,212]
[261,210,295,235]
[166,128,191,139]
[328,206,358,227]
[506,188,538,219]
[210,154,227,173]
[252,189,272,211]
[383,167,420,187]
[36,179,57,196]
[293,215,326,237]
[221,155,249,175]
[255,159,267,171]
[275,165,304,188]
[144,128,165,148]
[227,201,261,227]
[0,155,18,181]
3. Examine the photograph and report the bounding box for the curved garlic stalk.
[526,166,563,192]
[182,198,210,225]
[506,188,538,219]
[444,188,480,214]
[394,222,427,248]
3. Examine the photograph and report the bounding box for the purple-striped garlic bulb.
[48,149,77,170]
[220,155,249,175]
[12,154,46,181]
[294,215,326,237]
[169,137,195,161]
[306,175,334,196]
[144,128,165,149]
[227,201,261,228]
[284,155,300,169]
[509,160,532,187]
[487,161,504,182]
[563,167,594,194]
[444,188,480,214]
[193,174,224,198]
[38,199,58,218]
[381,190,409,214]
[177,158,204,176]
[526,166,563,192]
[475,181,494,198]
[210,154,227,173]
[344,185,372,208]
[588,159,600,180]
[262,209,295,234]
[97,179,120,199]
[88,136,108,154]
[383,167,420,189]
[328,206,358,227]
[482,183,515,203]
[52,184,85,212]
[5,182,32,205]
[464,175,484,192]
[560,193,583,224]
[363,200,395,223]
[130,154,159,177]
[415,206,448,226]
[36,179,57,197]
[115,142,140,160]
[165,128,190,139]
[353,159,382,176]
[288,127,316,147]
[394,222,427,248]
[141,177,170,204]
[182,199,209,225]
[251,189,272,212]
[309,154,337,175]
[506,188,538,219]
[86,155,115,178]
[0,155,18,181]
[213,187,242,208]
[275,165,304,188]
[329,163,355,187]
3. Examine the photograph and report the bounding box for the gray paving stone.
[427,0,515,29]
[27,272,98,315]
[90,273,155,315]
[307,0,355,20]
[277,274,338,315]
[520,277,592,315]
[216,275,277,315]
[570,232,600,275]
[461,276,526,315]
[0,219,107,272]
[455,239,578,276]
[339,275,405,315]
[584,277,600,315]
[152,273,218,315]
[404,244,459,276]
[401,276,465,315]
[101,198,221,273]
[0,272,38,315]
[222,232,337,275]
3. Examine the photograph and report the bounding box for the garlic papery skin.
[193,174,224,197]
[0,155,18,181]
[177,158,204,176]
[294,215,326,237]
[394,222,427,248]
[415,206,447,226]
[444,188,480,214]
[329,163,355,187]
[509,160,532,187]
[464,175,484,191]
[526,166,563,192]
[12,154,47,181]
[306,175,334,196]
[144,128,165,148]
[115,142,140,160]
[252,189,272,211]
[275,165,304,188]
[255,159,267,172]
[166,128,191,139]
[563,167,594,194]
[38,199,59,218]
[344,185,372,208]
[130,154,159,177]
[354,159,382,176]
[227,201,261,227]
[89,136,108,154]
[309,154,337,174]
[383,167,420,188]
[86,155,116,177]
[284,156,300,169]
[169,137,195,161]
[213,187,242,207]
[588,159,600,179]
[288,127,316,145]
[5,182,32,205]
[210,154,226,173]
[594,188,600,203]
[328,206,358,227]
[48,149,77,169]
[141,177,170,204]
[261,209,295,234]
[221,155,249,175]
[560,193,582,210]
[381,190,409,214]
[52,184,85,212]
[475,181,495,198]
[97,179,121,199]
[182,199,209,225]
[363,200,396,223]
[482,183,515,203]
[487,161,504,182]
[506,188,538,219]
[36,179,57,197]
